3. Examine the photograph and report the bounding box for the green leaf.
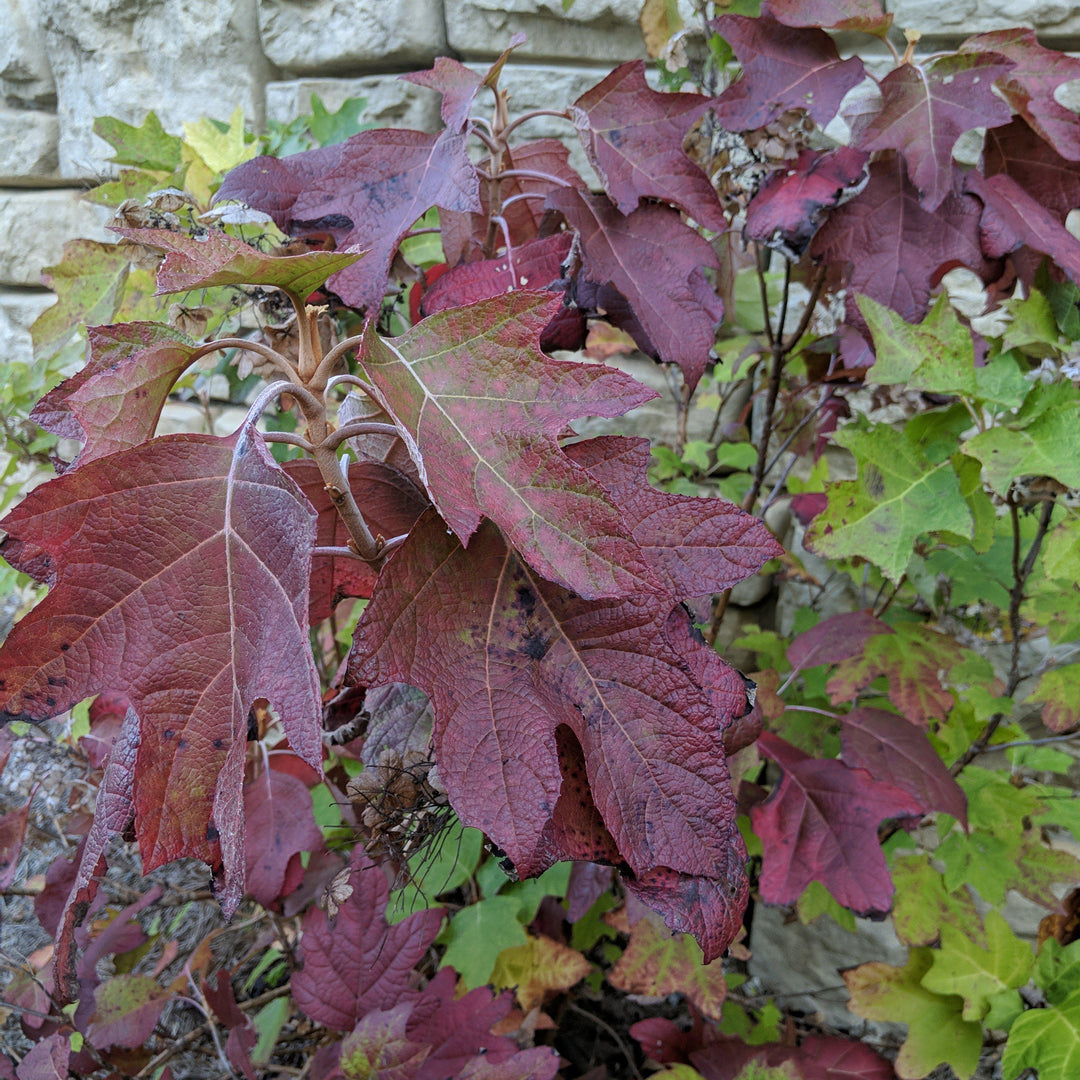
[251,995,290,1067]
[1035,939,1080,1005]
[31,241,131,361]
[922,910,1032,1020]
[845,949,982,1080]
[952,453,996,552]
[438,896,528,987]
[807,418,973,583]
[1003,988,1080,1080]
[959,767,1044,836]
[859,293,978,397]
[1043,519,1080,580]
[973,352,1029,408]
[681,440,713,472]
[937,829,1016,906]
[94,111,183,171]
[904,404,969,464]
[307,94,369,147]
[965,380,1080,495]
[387,818,484,922]
[500,862,572,924]
[891,855,983,947]
[183,106,257,175]
[983,988,1025,1031]
[796,880,856,932]
[83,167,183,207]
[1002,288,1061,356]
[1028,664,1080,732]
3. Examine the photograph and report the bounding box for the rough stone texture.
[447,0,649,62]
[891,0,1080,41]
[37,0,270,181]
[0,109,60,186]
[0,288,55,367]
[266,75,442,133]
[0,0,56,107]
[749,903,909,1032]
[0,190,110,287]
[258,0,446,74]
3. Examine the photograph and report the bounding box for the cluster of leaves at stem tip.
[3,0,1080,1077]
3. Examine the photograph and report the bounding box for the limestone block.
[891,0,1080,41]
[0,288,55,368]
[0,0,56,107]
[0,190,110,287]
[266,76,442,134]
[749,902,908,1032]
[447,0,649,62]
[258,0,446,73]
[37,0,269,181]
[0,110,60,186]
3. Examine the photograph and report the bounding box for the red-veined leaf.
[786,610,892,671]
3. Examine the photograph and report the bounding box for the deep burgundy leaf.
[799,1034,897,1080]
[811,154,987,323]
[547,188,724,392]
[984,117,1080,223]
[565,862,615,922]
[111,225,361,297]
[840,707,967,825]
[743,147,869,257]
[0,797,31,891]
[283,458,428,623]
[204,971,256,1079]
[354,292,657,600]
[13,1035,69,1080]
[763,0,893,35]
[350,511,748,960]
[400,32,527,132]
[31,323,196,470]
[216,130,482,311]
[292,849,444,1031]
[422,233,572,315]
[570,61,725,230]
[79,691,129,768]
[401,58,484,130]
[711,14,864,130]
[786,610,892,671]
[86,974,169,1050]
[690,1038,797,1080]
[336,1004,430,1079]
[565,436,784,599]
[457,1050,560,1080]
[243,763,324,906]
[859,53,1014,210]
[35,851,78,938]
[753,731,920,913]
[963,29,1080,161]
[0,429,322,918]
[439,140,586,267]
[408,967,524,1079]
[968,170,1080,285]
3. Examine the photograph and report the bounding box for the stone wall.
[3,0,1080,367]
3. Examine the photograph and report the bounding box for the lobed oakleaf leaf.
[891,855,983,948]
[110,225,362,297]
[844,949,982,1080]
[292,850,445,1032]
[354,292,658,600]
[607,913,728,1020]
[963,29,1080,161]
[839,706,967,824]
[753,732,919,913]
[31,322,196,469]
[350,511,750,960]
[31,240,132,361]
[215,129,481,311]
[1034,939,1080,1005]
[826,623,962,725]
[94,111,183,171]
[570,61,726,230]
[985,117,1080,225]
[763,0,893,36]
[0,428,323,917]
[922,910,1032,1021]
[786,610,891,672]
[811,155,986,325]
[859,53,1014,210]
[1002,988,1080,1080]
[806,418,974,584]
[711,14,865,130]
[547,188,724,392]
[490,933,591,1011]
